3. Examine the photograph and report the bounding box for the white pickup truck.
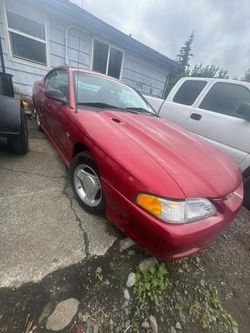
[145,77,250,208]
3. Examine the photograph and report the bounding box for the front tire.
[8,108,28,155]
[69,152,105,215]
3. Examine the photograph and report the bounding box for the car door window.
[199,82,250,118]
[45,69,69,100]
[44,70,56,89]
[173,80,207,105]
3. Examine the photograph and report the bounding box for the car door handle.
[190,113,202,120]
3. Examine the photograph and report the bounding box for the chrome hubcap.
[74,164,102,207]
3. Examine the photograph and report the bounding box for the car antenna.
[75,28,81,113]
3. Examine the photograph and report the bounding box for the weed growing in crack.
[133,263,168,311]
[130,258,238,333]
[190,284,238,331]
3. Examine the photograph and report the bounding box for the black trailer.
[0,34,28,154]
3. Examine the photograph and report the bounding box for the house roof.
[41,0,178,70]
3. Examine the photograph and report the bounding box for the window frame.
[3,0,50,69]
[198,82,250,119]
[91,38,124,80]
[44,68,69,104]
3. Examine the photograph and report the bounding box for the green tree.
[176,31,195,73]
[190,64,229,79]
[242,68,250,82]
[164,32,195,98]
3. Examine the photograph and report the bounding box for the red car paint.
[33,66,243,259]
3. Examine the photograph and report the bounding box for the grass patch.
[130,258,238,333]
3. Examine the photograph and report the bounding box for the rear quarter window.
[173,80,207,106]
[199,82,250,117]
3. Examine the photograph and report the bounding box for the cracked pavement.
[0,120,118,288]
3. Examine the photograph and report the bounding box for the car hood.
[76,110,241,198]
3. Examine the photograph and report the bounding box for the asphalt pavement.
[0,120,117,287]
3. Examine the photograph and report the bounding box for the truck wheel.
[8,108,28,155]
[69,151,106,215]
[243,179,250,210]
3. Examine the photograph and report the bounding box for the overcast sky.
[70,0,250,78]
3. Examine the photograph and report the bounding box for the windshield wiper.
[125,107,157,116]
[76,102,139,114]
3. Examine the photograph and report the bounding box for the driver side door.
[44,69,71,158]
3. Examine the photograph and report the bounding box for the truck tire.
[8,108,28,155]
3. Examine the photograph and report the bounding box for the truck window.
[173,80,207,105]
[199,82,250,117]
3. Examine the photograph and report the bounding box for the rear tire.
[69,151,106,215]
[8,108,28,155]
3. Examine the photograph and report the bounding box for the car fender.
[0,95,21,136]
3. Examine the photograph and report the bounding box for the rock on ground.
[149,315,158,333]
[119,238,135,252]
[175,321,182,330]
[142,320,150,328]
[46,298,79,331]
[139,257,158,273]
[170,326,177,333]
[123,289,130,300]
[126,272,136,288]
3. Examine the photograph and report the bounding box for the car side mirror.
[45,89,67,104]
[236,102,250,121]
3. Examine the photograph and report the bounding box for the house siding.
[122,52,169,97]
[0,0,171,98]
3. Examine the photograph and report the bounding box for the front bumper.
[104,181,243,260]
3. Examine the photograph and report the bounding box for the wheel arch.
[72,142,90,157]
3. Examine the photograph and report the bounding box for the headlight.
[136,194,216,223]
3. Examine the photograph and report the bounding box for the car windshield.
[73,71,156,115]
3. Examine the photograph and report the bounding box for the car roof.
[57,65,121,83]
[180,76,250,87]
[47,65,120,82]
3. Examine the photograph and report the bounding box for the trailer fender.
[0,95,21,136]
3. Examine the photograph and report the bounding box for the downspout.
[0,33,6,73]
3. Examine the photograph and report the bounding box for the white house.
[0,0,177,98]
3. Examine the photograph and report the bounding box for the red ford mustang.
[33,66,243,259]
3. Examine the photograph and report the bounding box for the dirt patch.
[0,209,249,333]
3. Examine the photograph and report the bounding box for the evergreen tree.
[242,68,250,82]
[164,32,195,98]
[176,31,195,73]
[191,64,229,79]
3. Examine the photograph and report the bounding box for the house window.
[92,40,123,79]
[6,8,47,65]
